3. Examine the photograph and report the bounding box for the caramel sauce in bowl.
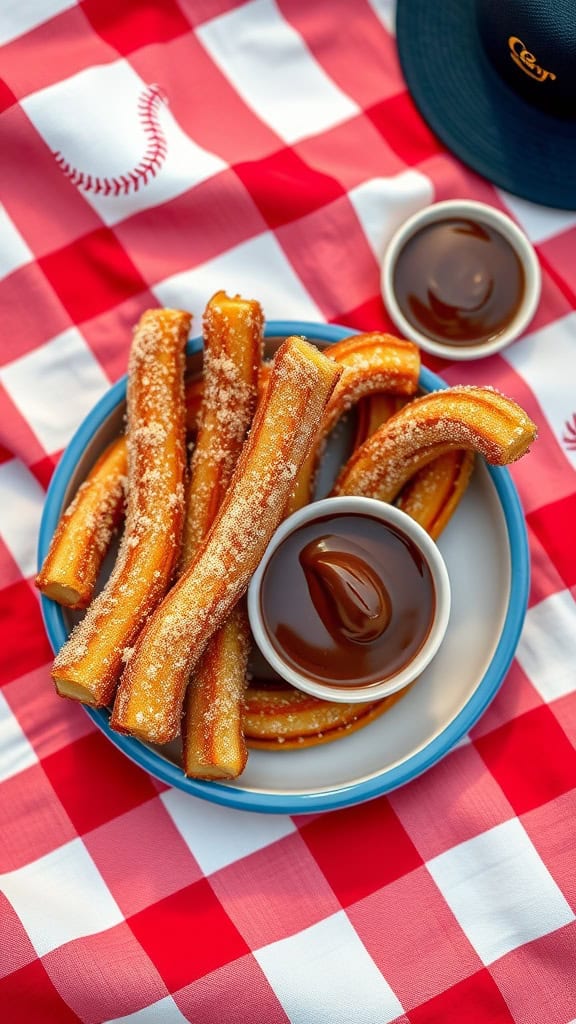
[381,199,541,360]
[247,497,451,704]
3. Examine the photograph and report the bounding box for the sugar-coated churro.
[111,336,343,745]
[51,308,190,706]
[243,681,410,749]
[36,437,127,608]
[287,333,420,513]
[334,385,537,501]
[181,291,263,780]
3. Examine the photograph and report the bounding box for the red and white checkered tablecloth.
[1,1,576,1021]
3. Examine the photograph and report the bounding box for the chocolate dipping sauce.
[393,218,525,347]
[259,512,435,689]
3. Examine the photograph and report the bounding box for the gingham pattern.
[1,2,575,1021]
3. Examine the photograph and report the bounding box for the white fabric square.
[498,190,576,244]
[515,590,576,702]
[0,204,33,279]
[503,312,576,468]
[153,231,323,325]
[197,0,359,144]
[105,996,190,1024]
[255,911,404,1024]
[427,818,574,965]
[160,789,295,875]
[0,0,76,46]
[0,692,38,783]
[0,327,109,454]
[22,61,226,227]
[348,171,433,263]
[365,0,397,35]
[0,838,123,956]
[0,460,45,577]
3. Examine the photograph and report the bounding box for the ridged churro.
[243,681,410,749]
[334,385,537,502]
[36,436,127,608]
[181,291,263,780]
[287,333,420,513]
[111,337,343,745]
[51,308,190,706]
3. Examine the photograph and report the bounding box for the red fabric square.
[300,796,422,906]
[348,866,482,1009]
[82,0,190,55]
[115,171,266,287]
[277,194,379,321]
[0,81,17,113]
[0,582,53,687]
[334,294,396,334]
[0,265,71,365]
[234,148,345,229]
[128,879,250,989]
[29,454,58,492]
[3,665,95,761]
[0,959,79,1024]
[210,833,340,948]
[43,922,167,1024]
[41,731,158,834]
[0,763,76,872]
[489,923,576,1024]
[527,493,576,590]
[367,92,446,167]
[0,105,100,258]
[538,231,576,312]
[176,953,290,1024]
[0,387,46,472]
[0,894,37,980]
[389,743,514,861]
[295,114,405,191]
[1,8,115,103]
[38,227,148,325]
[279,0,403,108]
[408,969,515,1024]
[474,705,576,816]
[84,798,202,917]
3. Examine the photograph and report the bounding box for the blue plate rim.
[38,320,529,815]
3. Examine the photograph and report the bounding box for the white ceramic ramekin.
[381,199,541,360]
[247,496,451,704]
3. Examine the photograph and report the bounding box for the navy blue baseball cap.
[396,0,576,209]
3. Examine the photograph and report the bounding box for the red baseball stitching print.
[562,413,576,451]
[53,84,168,196]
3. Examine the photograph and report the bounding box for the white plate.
[38,321,529,814]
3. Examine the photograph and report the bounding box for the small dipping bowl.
[381,199,541,360]
[247,496,451,704]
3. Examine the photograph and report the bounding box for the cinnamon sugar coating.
[181,291,263,779]
[110,336,343,745]
[36,436,127,608]
[51,308,190,706]
[334,385,537,502]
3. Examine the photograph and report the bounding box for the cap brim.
[396,0,576,210]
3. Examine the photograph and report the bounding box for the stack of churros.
[37,294,538,778]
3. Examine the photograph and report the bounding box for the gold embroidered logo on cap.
[508,36,556,82]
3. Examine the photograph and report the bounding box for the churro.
[334,385,537,501]
[51,308,190,706]
[36,436,127,608]
[243,681,408,749]
[181,291,263,780]
[111,337,343,745]
[287,333,420,513]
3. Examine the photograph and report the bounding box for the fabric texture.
[1,2,575,1022]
